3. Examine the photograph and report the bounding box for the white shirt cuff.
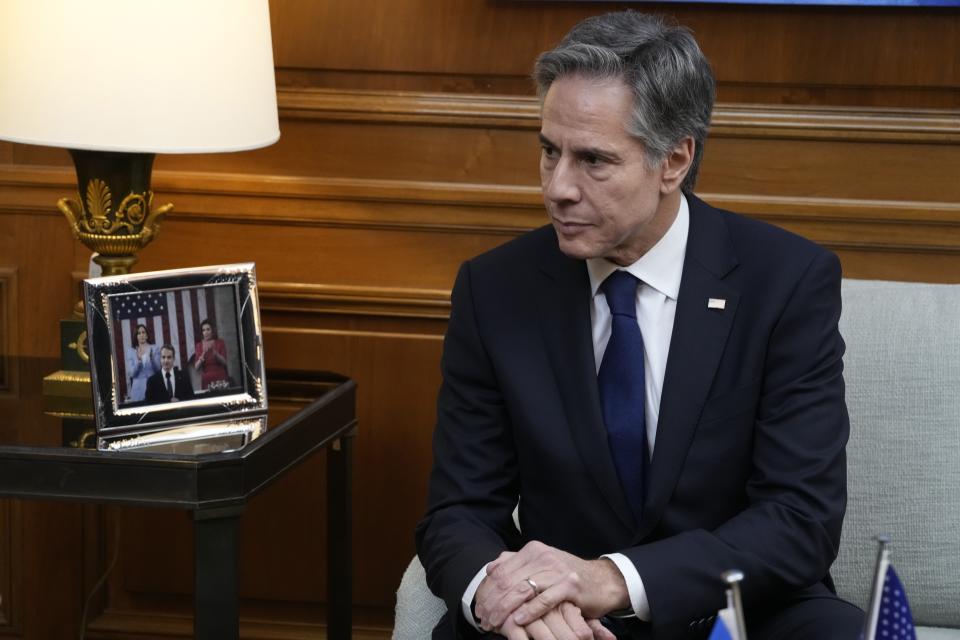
[461,563,490,631]
[601,553,651,621]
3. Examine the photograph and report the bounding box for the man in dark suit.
[145,344,195,403]
[415,10,862,640]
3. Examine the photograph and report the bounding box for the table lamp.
[0,0,280,276]
[0,0,280,440]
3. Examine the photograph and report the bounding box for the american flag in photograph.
[112,288,219,400]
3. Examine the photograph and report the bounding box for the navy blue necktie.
[597,270,648,523]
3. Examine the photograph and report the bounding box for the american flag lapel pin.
[707,298,726,310]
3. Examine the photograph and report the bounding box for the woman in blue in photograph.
[126,323,161,402]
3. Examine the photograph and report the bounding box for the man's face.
[539,75,680,266]
[160,348,174,372]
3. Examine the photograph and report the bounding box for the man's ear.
[660,136,695,194]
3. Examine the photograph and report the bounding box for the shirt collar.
[586,193,689,301]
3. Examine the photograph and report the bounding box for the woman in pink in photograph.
[193,318,229,390]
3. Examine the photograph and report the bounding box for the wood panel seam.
[0,268,19,396]
[260,281,451,320]
[274,87,960,143]
[263,326,444,341]
[3,166,960,223]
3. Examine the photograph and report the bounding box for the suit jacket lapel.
[636,197,740,541]
[534,242,636,531]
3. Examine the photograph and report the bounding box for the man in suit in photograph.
[415,10,862,640]
[145,344,195,404]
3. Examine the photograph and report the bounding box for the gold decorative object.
[41,368,93,418]
[43,150,173,435]
[56,149,173,277]
[67,330,89,364]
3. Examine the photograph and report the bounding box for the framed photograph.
[83,263,267,450]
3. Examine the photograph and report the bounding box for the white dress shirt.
[461,195,690,628]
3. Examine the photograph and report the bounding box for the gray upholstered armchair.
[831,279,960,638]
[395,279,960,639]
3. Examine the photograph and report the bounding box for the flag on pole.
[707,607,741,640]
[863,537,916,640]
[708,570,747,640]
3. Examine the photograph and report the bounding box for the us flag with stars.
[115,292,167,320]
[875,565,916,640]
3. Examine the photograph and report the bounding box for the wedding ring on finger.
[525,577,540,595]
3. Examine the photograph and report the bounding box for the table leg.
[193,506,245,640]
[327,433,354,640]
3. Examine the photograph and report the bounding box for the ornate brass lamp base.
[57,149,173,276]
[45,150,175,443]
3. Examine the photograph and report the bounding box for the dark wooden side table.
[0,370,356,640]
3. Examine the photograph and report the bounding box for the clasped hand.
[474,541,627,640]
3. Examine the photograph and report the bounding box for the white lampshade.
[0,0,279,154]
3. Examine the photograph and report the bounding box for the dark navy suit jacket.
[144,367,195,404]
[415,195,849,638]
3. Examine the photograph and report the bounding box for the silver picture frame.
[83,263,267,452]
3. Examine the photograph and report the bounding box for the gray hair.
[533,11,715,193]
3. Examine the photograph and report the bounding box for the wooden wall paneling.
[274,71,960,111]
[28,167,958,288]
[7,142,70,169]
[20,501,84,638]
[0,213,77,359]
[268,0,581,78]
[275,88,540,129]
[79,505,110,640]
[0,268,18,395]
[709,104,960,143]
[0,500,21,634]
[0,269,21,635]
[689,9,960,88]
[706,194,960,282]
[273,68,539,97]
[715,83,960,110]
[7,96,957,203]
[0,366,78,639]
[155,120,540,186]
[268,0,960,86]
[151,177,542,236]
[698,137,960,201]
[833,248,960,283]
[267,0,960,108]
[258,327,443,615]
[104,217,508,294]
